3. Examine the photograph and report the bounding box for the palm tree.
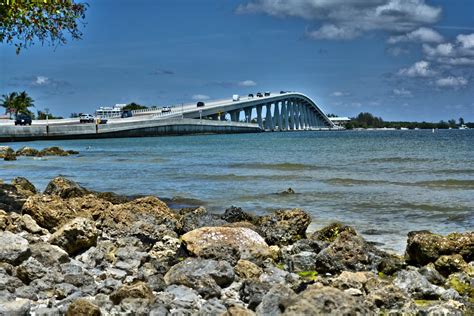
[0,91,34,118]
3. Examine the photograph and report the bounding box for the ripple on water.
[414,179,474,190]
[228,162,324,171]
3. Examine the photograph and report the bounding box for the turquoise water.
[1,130,473,253]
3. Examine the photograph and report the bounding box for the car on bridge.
[15,114,32,126]
[232,94,240,101]
[196,101,205,107]
[248,93,254,98]
[79,114,95,123]
[280,90,286,94]
[256,92,263,97]
[264,91,271,96]
[162,106,171,113]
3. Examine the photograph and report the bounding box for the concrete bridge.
[0,92,337,142]
[133,91,335,131]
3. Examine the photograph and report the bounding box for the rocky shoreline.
[0,146,79,161]
[0,176,472,315]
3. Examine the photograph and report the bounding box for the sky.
[1,0,474,121]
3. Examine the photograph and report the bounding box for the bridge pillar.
[294,101,300,130]
[289,100,295,130]
[230,110,240,122]
[274,101,281,131]
[306,107,313,129]
[300,104,306,130]
[257,105,263,128]
[303,105,310,130]
[244,108,252,123]
[283,100,289,130]
[265,103,273,131]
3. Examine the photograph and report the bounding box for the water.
[1,130,473,253]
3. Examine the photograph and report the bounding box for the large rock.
[30,242,70,267]
[256,209,311,246]
[434,254,471,277]
[0,231,30,265]
[182,227,271,263]
[0,183,29,212]
[221,206,256,223]
[313,229,382,274]
[256,284,296,315]
[15,147,39,157]
[11,177,37,197]
[179,206,227,234]
[283,285,369,315]
[66,299,101,316]
[0,298,31,315]
[394,269,446,299]
[164,258,234,298]
[49,217,98,255]
[16,257,49,284]
[38,146,78,157]
[405,231,474,265]
[311,222,356,243]
[0,146,14,159]
[110,282,155,305]
[43,177,90,198]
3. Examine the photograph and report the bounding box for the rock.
[30,242,70,267]
[330,271,372,292]
[182,227,271,263]
[0,298,31,315]
[38,146,76,157]
[283,285,369,315]
[278,188,296,195]
[256,209,311,246]
[148,235,181,261]
[61,262,94,288]
[240,279,272,310]
[11,177,37,196]
[394,269,446,299]
[425,300,466,316]
[224,306,256,316]
[288,251,318,272]
[0,231,30,265]
[110,282,155,305]
[49,217,98,255]
[366,284,410,310]
[221,206,256,223]
[405,230,474,265]
[16,257,49,284]
[434,254,471,277]
[66,299,101,316]
[198,298,227,315]
[235,260,263,280]
[446,272,473,298]
[256,284,296,315]
[2,149,16,161]
[310,222,356,243]
[19,214,46,235]
[0,183,29,212]
[0,146,14,159]
[114,245,148,271]
[314,230,382,274]
[165,285,201,311]
[179,206,228,234]
[419,262,446,286]
[95,191,131,204]
[15,147,39,157]
[164,258,234,298]
[43,176,90,198]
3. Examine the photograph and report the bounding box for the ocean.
[1,129,473,253]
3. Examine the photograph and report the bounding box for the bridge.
[0,92,337,142]
[132,91,335,131]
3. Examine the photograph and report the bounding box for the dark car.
[197,101,205,107]
[121,110,133,118]
[280,90,286,94]
[248,93,254,98]
[256,92,263,98]
[15,114,32,126]
[264,91,271,96]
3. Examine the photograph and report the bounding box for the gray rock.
[0,231,31,265]
[114,246,148,271]
[288,251,318,272]
[256,284,296,315]
[49,217,98,256]
[419,262,446,285]
[61,262,94,288]
[221,206,256,223]
[180,206,228,234]
[54,283,79,299]
[119,298,152,315]
[0,298,31,316]
[164,258,234,298]
[256,209,311,246]
[0,183,27,213]
[240,279,272,310]
[43,177,90,199]
[16,257,49,284]
[98,278,122,295]
[198,298,227,315]
[394,269,446,299]
[366,284,409,310]
[165,285,202,310]
[33,307,61,316]
[30,242,69,267]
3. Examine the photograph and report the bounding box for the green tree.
[0,91,35,116]
[0,0,88,54]
[459,117,465,126]
[123,102,148,111]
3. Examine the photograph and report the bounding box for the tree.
[123,102,148,111]
[0,91,35,116]
[459,117,465,126]
[0,0,88,54]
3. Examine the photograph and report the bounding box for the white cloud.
[34,76,49,85]
[238,80,257,87]
[331,91,350,97]
[398,60,436,77]
[192,94,210,101]
[393,88,413,97]
[422,33,474,66]
[386,46,410,57]
[388,27,443,44]
[237,0,441,40]
[457,33,474,50]
[435,76,468,88]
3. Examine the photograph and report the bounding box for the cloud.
[392,88,413,97]
[33,76,49,86]
[150,68,174,75]
[398,60,436,77]
[237,0,442,40]
[386,46,410,57]
[388,27,443,44]
[435,76,468,88]
[331,91,350,97]
[423,33,474,66]
[192,94,210,101]
[238,80,257,87]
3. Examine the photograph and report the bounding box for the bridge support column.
[210,114,219,121]
[274,101,281,131]
[294,101,300,130]
[283,100,289,130]
[244,108,252,123]
[289,100,295,130]
[303,105,309,130]
[257,105,263,128]
[265,103,273,131]
[230,110,240,122]
[299,103,305,130]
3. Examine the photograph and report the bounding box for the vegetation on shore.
[345,112,471,129]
